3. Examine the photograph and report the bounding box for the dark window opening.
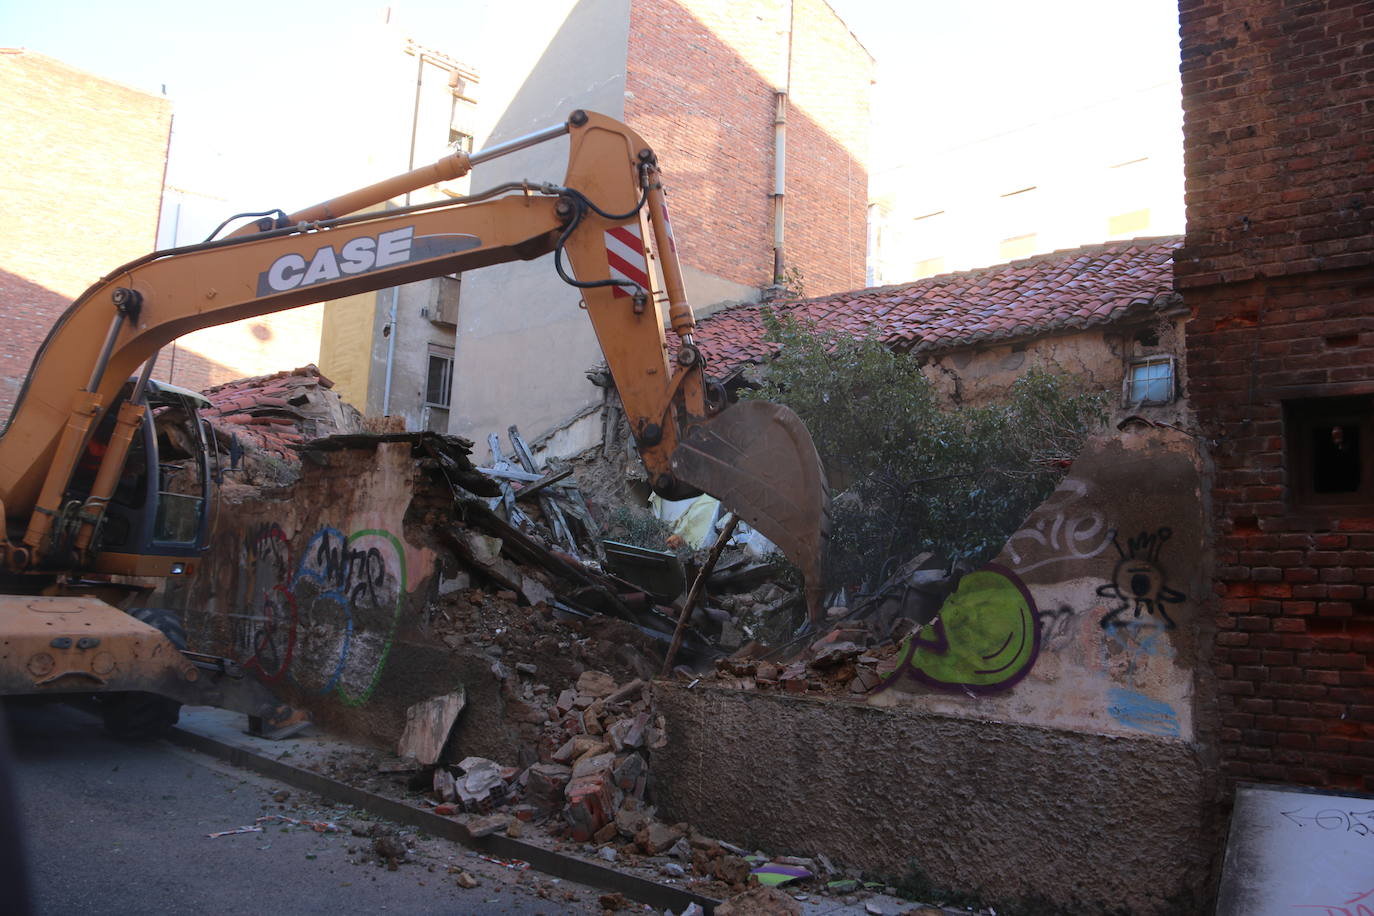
[1312,423,1361,493]
[1286,395,1374,507]
[425,351,453,408]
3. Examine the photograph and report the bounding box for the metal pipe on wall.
[772,91,788,283]
[382,287,399,417]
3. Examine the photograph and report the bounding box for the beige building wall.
[450,0,871,451]
[318,294,378,415]
[314,40,479,425]
[449,0,633,451]
[163,307,323,392]
[869,82,1185,286]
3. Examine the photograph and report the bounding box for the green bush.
[748,312,1107,586]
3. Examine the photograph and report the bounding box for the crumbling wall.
[181,441,429,735]
[921,315,1189,425]
[176,437,529,755]
[922,329,1123,406]
[651,425,1220,911]
[175,431,669,761]
[872,426,1210,742]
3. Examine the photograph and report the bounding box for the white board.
[1216,782,1374,915]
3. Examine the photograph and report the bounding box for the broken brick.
[553,735,605,764]
[611,752,644,792]
[576,670,618,698]
[564,774,618,841]
[635,821,684,856]
[571,751,616,781]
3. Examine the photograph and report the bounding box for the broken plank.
[513,467,575,502]
[478,466,576,487]
[508,425,579,559]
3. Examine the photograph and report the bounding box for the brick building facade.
[0,50,172,424]
[624,0,870,296]
[450,0,872,448]
[1178,0,1374,791]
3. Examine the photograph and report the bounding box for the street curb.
[167,724,719,914]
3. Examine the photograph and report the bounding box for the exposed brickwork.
[1175,0,1374,288]
[1180,0,1374,790]
[784,0,872,297]
[0,50,171,424]
[625,0,871,298]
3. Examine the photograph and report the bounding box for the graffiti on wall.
[1004,479,1115,575]
[1092,527,1187,735]
[876,564,1040,694]
[1106,687,1180,737]
[871,516,1192,740]
[229,523,408,706]
[232,523,296,682]
[1036,604,1078,650]
[1097,527,1185,629]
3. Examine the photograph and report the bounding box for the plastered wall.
[652,684,1213,913]
[870,427,1209,743]
[652,426,1219,911]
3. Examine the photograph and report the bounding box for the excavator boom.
[0,109,829,623]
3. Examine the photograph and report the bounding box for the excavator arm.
[0,110,828,618]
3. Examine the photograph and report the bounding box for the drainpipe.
[772,91,787,285]
[382,287,399,416]
[406,51,426,206]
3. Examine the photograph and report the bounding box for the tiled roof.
[201,365,361,463]
[687,236,1183,373]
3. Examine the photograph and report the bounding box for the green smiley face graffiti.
[880,565,1040,693]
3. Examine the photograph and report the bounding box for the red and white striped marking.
[605,223,650,298]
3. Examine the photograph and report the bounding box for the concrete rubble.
[179,370,1012,913]
[269,660,954,913]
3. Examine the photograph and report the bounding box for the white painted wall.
[449,0,632,449]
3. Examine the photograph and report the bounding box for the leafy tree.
[747,312,1107,587]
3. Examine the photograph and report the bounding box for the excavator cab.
[66,380,213,573]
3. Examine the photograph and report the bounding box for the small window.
[1124,356,1175,405]
[1286,395,1374,507]
[425,349,454,408]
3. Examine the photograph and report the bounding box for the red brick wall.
[1179,0,1374,790]
[0,50,171,424]
[784,0,871,297]
[625,0,871,298]
[1175,0,1374,289]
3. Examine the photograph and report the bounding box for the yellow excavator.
[0,110,829,737]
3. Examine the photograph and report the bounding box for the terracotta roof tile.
[683,236,1183,374]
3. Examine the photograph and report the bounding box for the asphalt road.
[3,703,596,916]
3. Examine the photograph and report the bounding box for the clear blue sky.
[4,0,1182,219]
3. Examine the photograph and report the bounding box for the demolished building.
[160,232,1224,912]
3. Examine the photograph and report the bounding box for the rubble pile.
[409,669,665,841]
[385,666,893,904]
[701,552,960,697]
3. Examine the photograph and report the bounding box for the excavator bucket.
[670,401,831,624]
